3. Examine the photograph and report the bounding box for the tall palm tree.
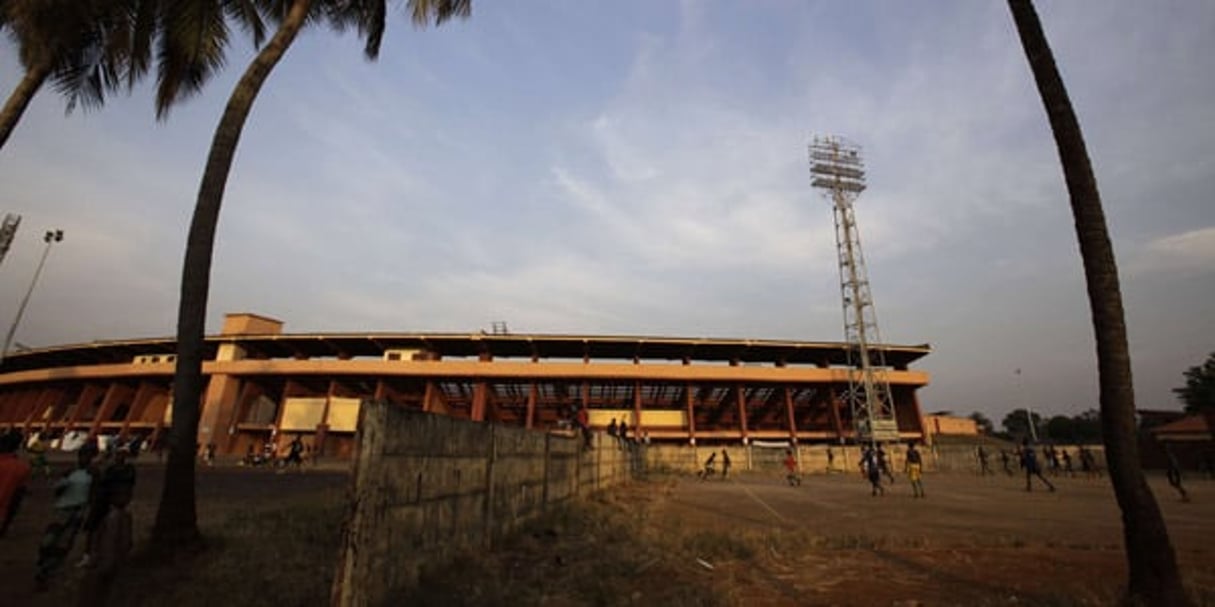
[0,0,156,150]
[151,0,471,550]
[1007,1,1189,604]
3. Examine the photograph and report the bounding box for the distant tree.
[1044,415,1073,441]
[969,411,994,435]
[1000,408,1042,439]
[1071,409,1102,443]
[1173,352,1215,414]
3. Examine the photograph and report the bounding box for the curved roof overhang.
[0,332,931,374]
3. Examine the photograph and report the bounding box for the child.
[77,484,133,606]
[36,449,95,589]
[698,452,717,481]
[783,449,801,486]
[905,441,925,498]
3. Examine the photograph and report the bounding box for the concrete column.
[119,382,153,439]
[525,382,537,429]
[471,383,487,422]
[65,384,104,433]
[198,342,246,451]
[784,386,798,442]
[829,390,845,443]
[87,383,129,439]
[735,384,749,441]
[422,381,437,413]
[632,380,643,434]
[685,383,696,444]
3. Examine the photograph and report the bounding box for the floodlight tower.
[809,136,897,445]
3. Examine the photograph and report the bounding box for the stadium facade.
[0,313,931,458]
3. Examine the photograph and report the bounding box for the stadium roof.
[0,332,931,373]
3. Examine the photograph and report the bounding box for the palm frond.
[155,0,231,118]
[127,0,158,88]
[408,0,470,27]
[223,0,266,48]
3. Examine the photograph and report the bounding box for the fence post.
[483,424,497,547]
[541,432,550,511]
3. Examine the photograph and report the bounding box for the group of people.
[858,442,925,498]
[0,428,136,601]
[238,434,308,469]
[563,409,653,453]
[697,449,733,480]
[980,443,1103,480]
[606,418,644,450]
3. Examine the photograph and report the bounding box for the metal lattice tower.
[0,214,20,268]
[808,136,898,444]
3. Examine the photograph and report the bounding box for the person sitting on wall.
[575,407,592,450]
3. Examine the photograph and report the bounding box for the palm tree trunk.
[152,0,314,550]
[0,62,51,151]
[1007,1,1189,604]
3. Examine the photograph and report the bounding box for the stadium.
[0,312,931,458]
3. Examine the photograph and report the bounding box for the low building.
[922,413,979,442]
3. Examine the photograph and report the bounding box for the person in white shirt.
[35,448,96,590]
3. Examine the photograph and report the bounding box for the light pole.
[1,229,64,364]
[1015,367,1038,441]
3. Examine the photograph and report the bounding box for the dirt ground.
[2,459,1213,606]
[639,470,1215,605]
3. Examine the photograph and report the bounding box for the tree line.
[966,350,1215,444]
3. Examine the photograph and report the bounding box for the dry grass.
[106,494,346,607]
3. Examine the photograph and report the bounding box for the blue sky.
[1,1,1212,424]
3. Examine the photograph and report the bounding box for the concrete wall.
[332,402,634,607]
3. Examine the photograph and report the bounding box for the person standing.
[607,418,619,449]
[619,420,630,449]
[698,452,717,481]
[76,483,133,607]
[80,450,136,569]
[28,433,51,477]
[1020,439,1056,492]
[36,449,96,589]
[720,449,732,480]
[826,446,836,474]
[284,435,305,470]
[1165,445,1190,503]
[1,431,31,537]
[876,445,895,483]
[905,442,925,498]
[1000,449,1014,476]
[783,449,801,486]
[861,446,884,496]
[977,445,993,476]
